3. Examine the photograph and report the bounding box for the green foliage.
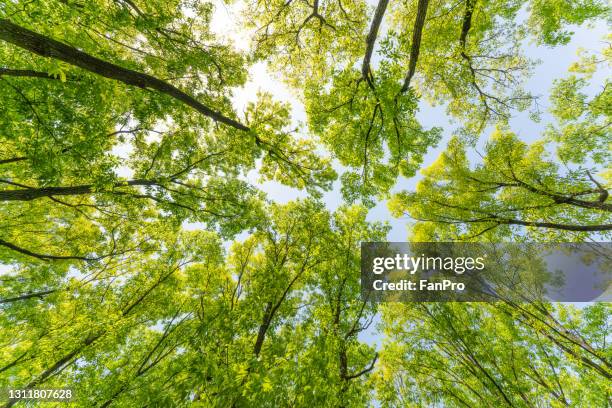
[0,0,610,406]
[527,0,610,45]
[242,0,608,202]
[389,128,611,241]
[382,41,611,408]
[389,49,611,242]
[546,43,611,165]
[376,302,611,407]
[0,200,388,407]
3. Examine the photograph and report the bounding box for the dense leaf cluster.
[0,0,610,406]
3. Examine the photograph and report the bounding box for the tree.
[389,129,611,241]
[388,47,611,241]
[378,43,611,408]
[376,302,611,407]
[0,199,386,407]
[1,0,611,407]
[0,1,335,263]
[242,0,606,203]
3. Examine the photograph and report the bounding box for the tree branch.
[399,0,429,93]
[0,238,96,261]
[0,178,159,201]
[345,352,378,380]
[0,289,57,304]
[0,156,27,165]
[361,0,389,84]
[0,19,249,132]
[0,68,69,80]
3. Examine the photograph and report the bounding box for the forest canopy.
[0,0,610,406]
